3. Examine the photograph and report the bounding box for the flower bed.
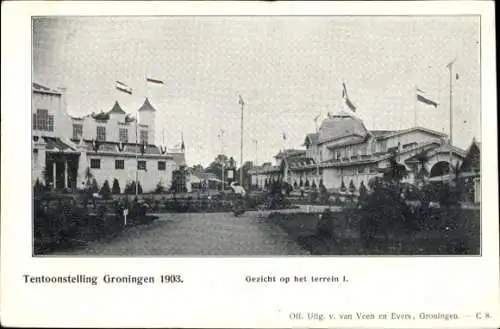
[33,197,157,255]
[268,207,480,255]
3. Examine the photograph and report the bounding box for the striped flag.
[342,82,356,112]
[416,88,438,108]
[115,81,132,95]
[146,77,164,85]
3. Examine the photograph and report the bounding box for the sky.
[33,16,480,167]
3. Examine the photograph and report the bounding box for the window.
[115,160,124,170]
[403,142,417,149]
[73,124,83,140]
[119,128,128,143]
[138,160,147,171]
[158,161,166,171]
[33,109,54,131]
[90,159,101,169]
[96,126,106,142]
[140,130,148,144]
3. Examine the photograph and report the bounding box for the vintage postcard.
[1,1,498,328]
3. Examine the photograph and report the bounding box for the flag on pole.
[146,77,165,85]
[181,131,185,151]
[342,82,356,112]
[238,95,245,106]
[282,133,287,140]
[416,88,438,108]
[115,81,132,95]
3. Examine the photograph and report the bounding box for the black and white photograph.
[2,2,498,328]
[32,15,482,257]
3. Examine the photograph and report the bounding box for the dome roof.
[318,110,368,144]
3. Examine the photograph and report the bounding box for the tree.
[312,180,317,189]
[42,166,51,188]
[348,179,356,193]
[359,180,367,197]
[415,153,430,184]
[305,179,310,188]
[238,161,254,188]
[91,178,99,193]
[319,179,324,188]
[155,181,164,194]
[137,181,143,194]
[190,164,204,173]
[293,180,298,189]
[112,178,121,194]
[228,157,236,169]
[100,180,112,199]
[299,178,304,187]
[206,154,230,180]
[85,167,93,185]
[125,181,136,195]
[33,178,45,194]
[340,180,346,192]
[383,154,407,183]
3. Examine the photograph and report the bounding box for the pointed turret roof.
[138,98,157,112]
[108,101,126,114]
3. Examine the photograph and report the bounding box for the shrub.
[319,179,324,188]
[358,180,413,249]
[310,190,319,204]
[348,179,356,193]
[293,181,298,189]
[299,178,304,187]
[317,208,335,237]
[112,178,121,194]
[155,181,164,194]
[359,181,367,197]
[124,181,136,195]
[305,179,310,188]
[100,180,112,199]
[34,178,46,195]
[91,179,99,193]
[311,180,317,189]
[340,180,347,192]
[319,184,329,204]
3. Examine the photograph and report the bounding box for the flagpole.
[239,96,244,186]
[219,130,225,192]
[135,110,139,198]
[252,139,258,166]
[414,86,418,127]
[314,115,320,178]
[447,58,456,178]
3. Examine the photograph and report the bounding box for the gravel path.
[53,211,310,256]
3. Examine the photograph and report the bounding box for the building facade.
[249,110,467,192]
[32,82,184,193]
